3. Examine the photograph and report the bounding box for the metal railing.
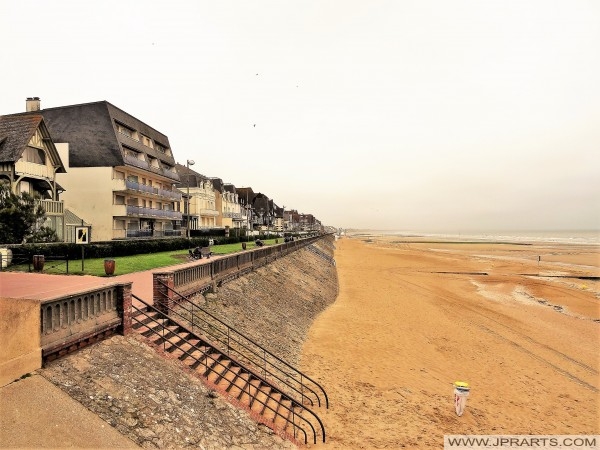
[132,297,325,444]
[157,281,329,410]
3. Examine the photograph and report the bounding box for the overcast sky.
[1,1,599,232]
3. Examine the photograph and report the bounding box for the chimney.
[26,97,41,112]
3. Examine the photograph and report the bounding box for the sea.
[347,229,600,246]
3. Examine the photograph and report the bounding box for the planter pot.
[104,259,115,276]
[33,254,45,272]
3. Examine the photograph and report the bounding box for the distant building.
[176,164,218,230]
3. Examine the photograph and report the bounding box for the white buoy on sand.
[453,381,470,416]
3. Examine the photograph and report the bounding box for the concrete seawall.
[2,237,338,449]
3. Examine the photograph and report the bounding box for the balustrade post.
[117,282,133,335]
[153,272,175,313]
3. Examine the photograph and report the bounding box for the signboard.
[75,226,89,244]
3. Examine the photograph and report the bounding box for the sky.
[1,0,599,232]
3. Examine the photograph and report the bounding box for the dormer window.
[124,147,144,160]
[141,134,154,149]
[116,122,139,141]
[149,157,160,169]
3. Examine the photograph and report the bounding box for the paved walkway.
[0,374,140,448]
[0,255,220,448]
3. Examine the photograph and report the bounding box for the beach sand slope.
[301,237,599,449]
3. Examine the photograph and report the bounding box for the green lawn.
[5,239,280,277]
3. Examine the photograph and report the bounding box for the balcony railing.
[127,229,153,238]
[126,180,182,201]
[14,161,52,179]
[198,209,220,217]
[126,205,183,220]
[157,187,182,201]
[223,212,242,219]
[113,228,183,239]
[126,179,156,194]
[123,154,149,171]
[36,199,64,215]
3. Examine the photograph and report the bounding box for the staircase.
[131,296,326,445]
[306,244,336,266]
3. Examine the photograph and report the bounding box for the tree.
[0,183,57,244]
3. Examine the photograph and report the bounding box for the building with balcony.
[223,183,246,230]
[210,178,245,231]
[251,193,274,231]
[176,164,219,231]
[0,108,66,241]
[38,100,182,241]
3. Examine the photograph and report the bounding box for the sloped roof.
[0,114,40,162]
[0,113,66,172]
[210,177,224,193]
[236,187,255,205]
[41,102,123,167]
[40,101,178,181]
[175,163,210,188]
[64,208,90,226]
[252,193,271,213]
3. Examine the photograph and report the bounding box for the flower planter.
[104,259,115,276]
[33,255,45,272]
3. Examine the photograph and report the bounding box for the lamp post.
[186,159,195,240]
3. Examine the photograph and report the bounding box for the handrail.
[132,297,325,444]
[157,280,329,409]
[160,283,318,407]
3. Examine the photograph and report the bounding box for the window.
[115,195,125,205]
[127,175,138,182]
[124,147,143,160]
[20,147,46,165]
[115,122,138,140]
[141,134,154,148]
[114,170,125,180]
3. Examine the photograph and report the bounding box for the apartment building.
[39,100,182,241]
[0,106,66,240]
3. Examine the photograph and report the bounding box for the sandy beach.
[301,234,599,449]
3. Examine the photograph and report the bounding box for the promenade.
[0,256,216,449]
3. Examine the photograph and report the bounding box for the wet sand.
[301,235,599,449]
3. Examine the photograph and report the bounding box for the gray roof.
[223,183,236,194]
[175,163,210,188]
[64,208,90,226]
[209,177,224,193]
[40,101,179,182]
[236,187,255,205]
[0,113,66,172]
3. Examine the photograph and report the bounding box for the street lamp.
[186,159,195,240]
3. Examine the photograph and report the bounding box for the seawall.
[36,236,339,448]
